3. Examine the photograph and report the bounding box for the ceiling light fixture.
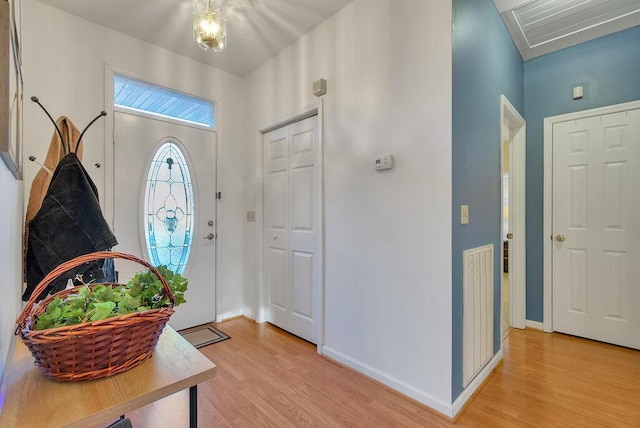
[193,0,227,52]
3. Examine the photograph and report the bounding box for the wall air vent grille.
[463,244,494,387]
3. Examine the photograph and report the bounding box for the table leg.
[190,385,197,428]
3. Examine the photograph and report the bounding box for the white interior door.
[113,112,217,331]
[263,115,320,343]
[552,108,640,349]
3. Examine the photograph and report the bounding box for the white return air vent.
[494,0,640,60]
[463,244,494,387]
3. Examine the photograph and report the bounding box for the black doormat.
[179,324,230,349]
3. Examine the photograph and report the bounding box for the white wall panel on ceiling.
[494,0,640,59]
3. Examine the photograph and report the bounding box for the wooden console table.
[0,326,216,427]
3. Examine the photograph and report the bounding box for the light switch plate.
[461,205,469,224]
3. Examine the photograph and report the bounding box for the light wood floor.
[122,318,640,427]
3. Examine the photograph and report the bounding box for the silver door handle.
[555,234,566,242]
[203,233,216,240]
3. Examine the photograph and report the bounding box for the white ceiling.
[37,0,640,72]
[37,0,354,77]
[494,0,640,60]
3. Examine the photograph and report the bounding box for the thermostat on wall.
[375,154,393,171]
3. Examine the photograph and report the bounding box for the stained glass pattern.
[144,142,194,274]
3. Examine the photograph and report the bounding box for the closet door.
[263,115,320,343]
[552,108,640,349]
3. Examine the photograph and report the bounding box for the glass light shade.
[193,0,227,52]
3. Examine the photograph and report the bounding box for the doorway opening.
[500,95,526,334]
[104,67,219,331]
[501,140,510,336]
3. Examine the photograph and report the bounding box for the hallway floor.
[121,318,640,427]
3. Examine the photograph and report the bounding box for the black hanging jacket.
[23,152,118,301]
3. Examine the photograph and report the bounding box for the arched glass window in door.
[144,141,194,274]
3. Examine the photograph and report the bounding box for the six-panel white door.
[552,109,640,349]
[113,112,217,331]
[263,115,320,343]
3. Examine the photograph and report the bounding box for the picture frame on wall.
[1,0,23,180]
[10,0,19,65]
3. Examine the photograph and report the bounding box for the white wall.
[20,1,246,320]
[0,165,23,386]
[244,0,453,414]
[13,0,455,415]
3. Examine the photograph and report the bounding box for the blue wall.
[524,26,640,322]
[452,0,524,401]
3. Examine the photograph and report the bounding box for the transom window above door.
[114,75,214,128]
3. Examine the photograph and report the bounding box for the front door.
[552,108,640,349]
[263,115,321,344]
[113,112,217,330]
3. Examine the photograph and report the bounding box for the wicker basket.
[15,251,176,381]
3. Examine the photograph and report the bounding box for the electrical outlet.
[461,205,469,224]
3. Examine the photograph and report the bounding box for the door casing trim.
[543,99,640,332]
[104,64,221,323]
[500,95,526,331]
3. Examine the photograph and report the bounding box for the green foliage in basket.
[34,266,187,331]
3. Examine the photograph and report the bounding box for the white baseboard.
[526,320,544,330]
[322,346,453,418]
[452,349,503,417]
[216,309,244,322]
[216,308,256,322]
[242,307,255,321]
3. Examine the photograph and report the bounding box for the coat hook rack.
[27,155,53,176]
[76,111,107,153]
[30,96,107,154]
[31,96,66,153]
